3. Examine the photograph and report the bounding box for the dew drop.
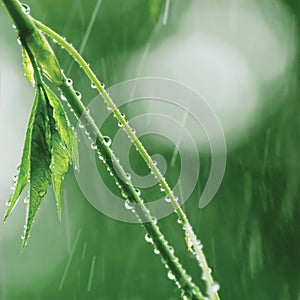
[118,122,123,128]
[167,270,175,281]
[151,217,157,225]
[5,201,10,207]
[209,282,220,294]
[160,186,165,192]
[135,189,141,197]
[177,218,182,224]
[125,173,131,182]
[21,3,30,14]
[60,93,67,101]
[39,190,46,197]
[103,136,112,147]
[66,78,73,86]
[169,246,174,255]
[75,91,82,100]
[91,143,97,150]
[145,233,153,244]
[165,196,171,203]
[154,248,160,255]
[21,235,25,240]
[124,200,133,210]
[91,82,97,89]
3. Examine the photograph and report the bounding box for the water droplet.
[5,201,10,207]
[167,270,175,281]
[151,217,157,225]
[160,186,165,192]
[121,191,128,199]
[12,24,16,29]
[75,91,82,100]
[209,282,220,294]
[121,113,125,118]
[39,190,46,197]
[101,82,105,88]
[91,82,96,89]
[79,123,84,129]
[21,235,25,240]
[23,197,29,205]
[13,175,18,183]
[66,78,73,86]
[152,160,157,166]
[131,128,136,134]
[145,233,153,244]
[117,122,123,128]
[21,3,30,14]
[124,200,133,210]
[60,93,67,101]
[135,189,141,196]
[125,173,131,182]
[169,246,174,255]
[154,248,160,255]
[91,143,97,150]
[177,218,182,224]
[165,196,171,203]
[103,136,111,147]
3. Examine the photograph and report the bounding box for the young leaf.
[27,31,63,85]
[45,92,70,220]
[3,91,38,223]
[22,87,52,249]
[44,85,79,168]
[22,47,35,86]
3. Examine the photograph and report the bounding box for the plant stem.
[34,19,220,300]
[1,0,208,298]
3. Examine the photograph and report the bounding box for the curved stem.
[34,19,220,299]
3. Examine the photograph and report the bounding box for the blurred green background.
[0,0,299,299]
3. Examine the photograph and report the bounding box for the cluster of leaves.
[4,47,78,250]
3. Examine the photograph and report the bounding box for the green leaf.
[3,91,38,223]
[45,94,70,220]
[44,85,79,168]
[22,87,52,250]
[22,47,35,86]
[27,31,63,85]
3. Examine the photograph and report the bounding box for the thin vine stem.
[33,19,220,300]
[1,0,208,298]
